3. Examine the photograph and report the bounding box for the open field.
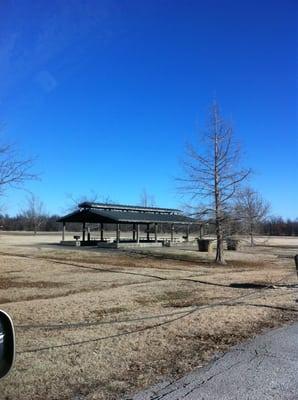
[0,233,298,400]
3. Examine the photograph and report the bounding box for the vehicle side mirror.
[0,310,15,379]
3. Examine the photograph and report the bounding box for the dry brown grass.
[0,234,297,400]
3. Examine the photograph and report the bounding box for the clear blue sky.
[0,0,297,218]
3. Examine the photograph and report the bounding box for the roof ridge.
[78,202,181,214]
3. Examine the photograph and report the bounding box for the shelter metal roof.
[58,204,196,225]
[78,202,181,215]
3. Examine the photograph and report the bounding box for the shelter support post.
[87,227,91,241]
[171,224,174,243]
[186,224,189,242]
[136,224,140,244]
[82,222,86,242]
[100,223,104,241]
[154,223,158,243]
[133,223,136,241]
[147,223,150,241]
[62,222,66,241]
[199,224,203,239]
[116,224,120,243]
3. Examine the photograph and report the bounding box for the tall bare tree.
[234,187,270,246]
[21,194,45,234]
[179,103,251,264]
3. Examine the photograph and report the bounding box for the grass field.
[0,233,297,400]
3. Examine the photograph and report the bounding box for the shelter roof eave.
[57,209,198,225]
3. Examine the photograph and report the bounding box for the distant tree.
[65,190,114,212]
[139,189,156,207]
[178,102,251,264]
[43,215,60,231]
[234,187,270,246]
[65,190,99,212]
[21,194,46,234]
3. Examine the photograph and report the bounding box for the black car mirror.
[0,310,15,379]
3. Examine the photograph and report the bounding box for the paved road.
[126,323,298,400]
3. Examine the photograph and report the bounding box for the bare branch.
[0,133,37,196]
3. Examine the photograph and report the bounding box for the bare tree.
[139,189,156,207]
[178,103,251,264]
[0,138,36,194]
[21,194,45,234]
[234,187,270,246]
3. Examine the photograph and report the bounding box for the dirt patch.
[135,288,233,309]
[226,260,275,268]
[91,306,128,317]
[0,277,66,289]
[0,287,97,305]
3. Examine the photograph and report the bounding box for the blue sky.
[0,0,297,217]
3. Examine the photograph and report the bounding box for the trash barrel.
[197,239,214,252]
[227,238,240,251]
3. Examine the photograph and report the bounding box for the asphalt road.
[126,323,298,400]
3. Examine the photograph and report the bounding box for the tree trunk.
[215,220,226,264]
[214,118,226,265]
[250,223,254,246]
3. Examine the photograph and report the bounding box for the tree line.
[261,217,298,237]
[0,206,296,238]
